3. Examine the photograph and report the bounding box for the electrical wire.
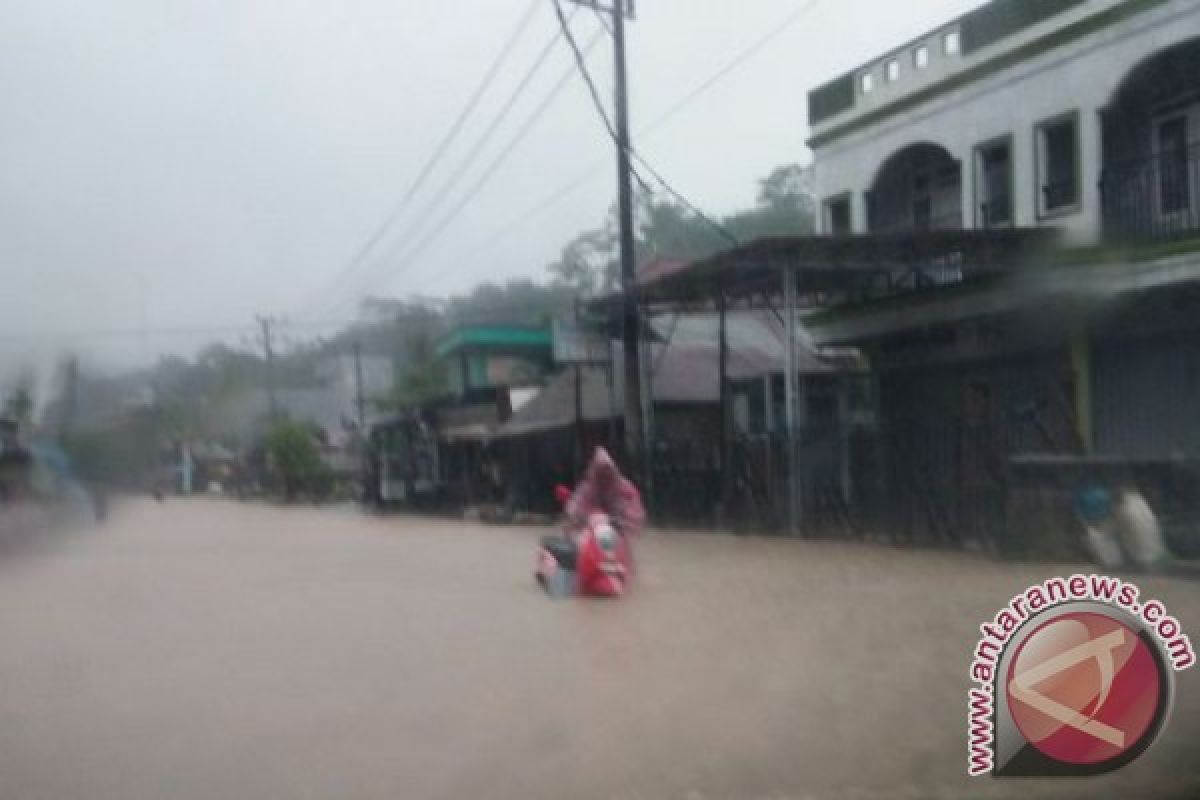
[323,22,608,313]
[554,0,738,246]
[306,8,584,323]
[428,0,826,281]
[295,0,543,317]
[0,318,366,344]
[640,0,824,135]
[553,0,618,144]
[305,0,827,321]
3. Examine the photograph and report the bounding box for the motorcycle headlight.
[594,524,617,552]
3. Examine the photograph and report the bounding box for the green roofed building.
[436,325,554,402]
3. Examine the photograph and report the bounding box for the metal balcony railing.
[1102,142,1200,243]
[867,209,964,235]
[979,194,1013,229]
[1041,179,1078,213]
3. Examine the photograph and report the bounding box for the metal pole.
[353,341,366,432]
[62,357,79,436]
[573,299,584,474]
[718,292,731,526]
[606,338,618,451]
[783,267,799,536]
[137,273,148,366]
[639,310,655,515]
[612,2,644,478]
[257,316,279,423]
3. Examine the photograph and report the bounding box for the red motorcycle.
[536,489,633,597]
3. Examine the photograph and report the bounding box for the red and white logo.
[1006,611,1164,768]
[970,578,1193,777]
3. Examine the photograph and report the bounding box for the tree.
[3,386,32,425]
[446,279,574,326]
[386,327,448,410]
[547,227,619,295]
[266,420,331,501]
[757,163,815,212]
[724,163,816,241]
[637,195,731,263]
[545,163,817,290]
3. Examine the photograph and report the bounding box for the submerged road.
[0,498,1197,800]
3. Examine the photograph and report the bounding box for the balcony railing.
[1101,143,1200,243]
[867,210,963,235]
[1042,180,1078,214]
[979,194,1013,229]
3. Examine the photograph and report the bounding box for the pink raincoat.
[565,448,645,537]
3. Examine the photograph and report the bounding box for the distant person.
[0,418,32,504]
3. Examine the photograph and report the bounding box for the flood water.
[0,498,1197,799]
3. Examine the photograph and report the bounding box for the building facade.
[804,0,1200,553]
[809,0,1200,246]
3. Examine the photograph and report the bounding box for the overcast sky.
[1,0,982,375]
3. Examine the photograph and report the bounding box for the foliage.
[546,163,816,294]
[385,326,448,410]
[364,281,573,412]
[445,279,574,326]
[3,386,33,424]
[547,227,618,295]
[265,420,332,501]
[42,164,815,443]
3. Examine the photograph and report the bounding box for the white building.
[808,0,1200,247]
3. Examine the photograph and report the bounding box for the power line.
[553,0,617,143]
[0,318,362,343]
[296,0,542,317]
[630,154,739,246]
[555,0,738,246]
[307,8,581,321]
[324,21,608,313]
[427,0,825,281]
[0,325,256,342]
[639,0,824,135]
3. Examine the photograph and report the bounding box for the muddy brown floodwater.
[0,498,1197,800]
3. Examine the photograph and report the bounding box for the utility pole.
[573,298,584,475]
[566,0,643,476]
[352,341,366,432]
[137,273,148,366]
[256,315,279,423]
[61,356,79,436]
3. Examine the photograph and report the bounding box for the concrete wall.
[812,0,1200,245]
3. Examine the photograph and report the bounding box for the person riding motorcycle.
[564,447,645,539]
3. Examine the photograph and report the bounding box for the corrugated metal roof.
[495,311,840,438]
[649,311,835,379]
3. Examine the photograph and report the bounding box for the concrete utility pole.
[566,0,643,475]
[352,341,366,432]
[256,316,279,423]
[62,357,79,435]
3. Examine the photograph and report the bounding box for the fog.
[2,0,978,378]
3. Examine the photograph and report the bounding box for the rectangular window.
[1157,115,1191,214]
[824,195,852,235]
[885,59,901,83]
[860,72,874,94]
[914,45,930,69]
[944,30,961,56]
[975,138,1013,228]
[1037,114,1080,215]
